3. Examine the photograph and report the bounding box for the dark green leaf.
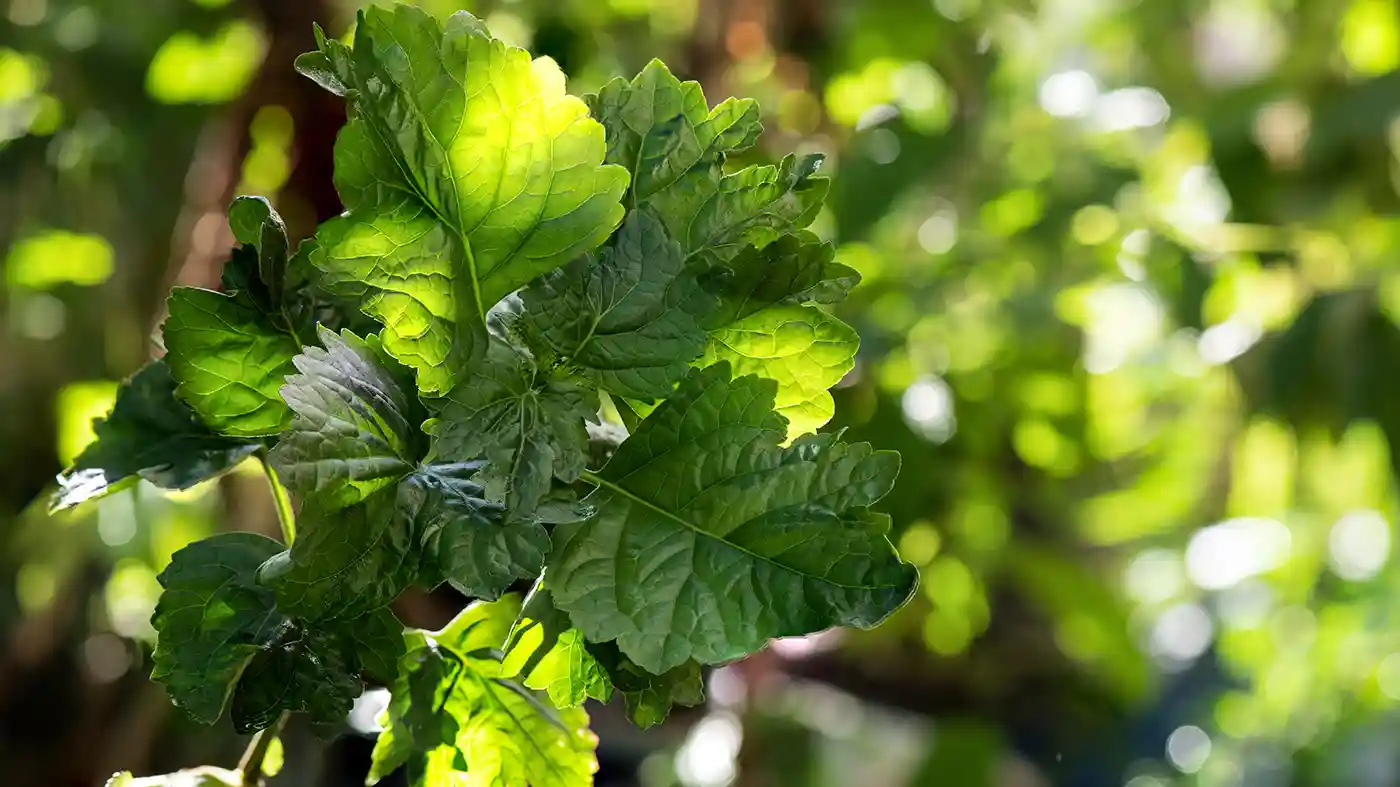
[229,624,364,734]
[427,336,597,517]
[416,466,549,600]
[520,210,715,400]
[303,5,628,393]
[163,286,301,437]
[592,643,703,729]
[260,484,421,623]
[701,232,859,329]
[52,361,259,511]
[150,532,286,724]
[550,363,916,673]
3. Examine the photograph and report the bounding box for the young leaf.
[589,60,824,265]
[269,327,421,512]
[163,286,302,437]
[302,4,628,394]
[520,210,716,400]
[700,232,860,329]
[227,195,289,304]
[267,330,542,619]
[52,361,259,511]
[427,335,598,517]
[549,363,917,673]
[697,304,859,438]
[589,59,761,212]
[502,582,613,709]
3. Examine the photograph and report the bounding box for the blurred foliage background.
[8,0,1400,785]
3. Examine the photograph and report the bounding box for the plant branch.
[238,711,289,786]
[259,451,296,545]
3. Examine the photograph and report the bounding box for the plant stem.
[259,450,296,545]
[238,711,289,786]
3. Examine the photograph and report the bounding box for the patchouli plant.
[58,4,917,785]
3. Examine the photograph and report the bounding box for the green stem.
[238,711,288,786]
[259,450,296,545]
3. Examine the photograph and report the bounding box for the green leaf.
[452,675,597,787]
[502,581,613,709]
[520,210,715,400]
[549,363,916,673]
[375,602,598,787]
[589,59,760,212]
[150,532,286,724]
[52,361,259,511]
[700,232,860,329]
[592,643,704,729]
[106,768,243,787]
[150,533,403,732]
[227,195,289,303]
[416,466,551,600]
[589,60,824,265]
[230,622,365,734]
[269,327,422,512]
[163,286,301,437]
[266,330,539,618]
[260,484,420,623]
[303,5,628,394]
[698,304,859,438]
[428,335,598,517]
[368,632,461,786]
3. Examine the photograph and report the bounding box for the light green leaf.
[428,336,598,517]
[698,304,859,438]
[452,675,597,787]
[520,210,715,400]
[52,361,259,511]
[369,632,461,786]
[502,581,613,709]
[589,60,823,265]
[375,601,598,787]
[269,327,421,512]
[106,767,243,787]
[163,286,301,437]
[303,5,628,394]
[549,363,916,673]
[150,532,286,724]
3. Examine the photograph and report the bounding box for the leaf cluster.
[56,5,915,785]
